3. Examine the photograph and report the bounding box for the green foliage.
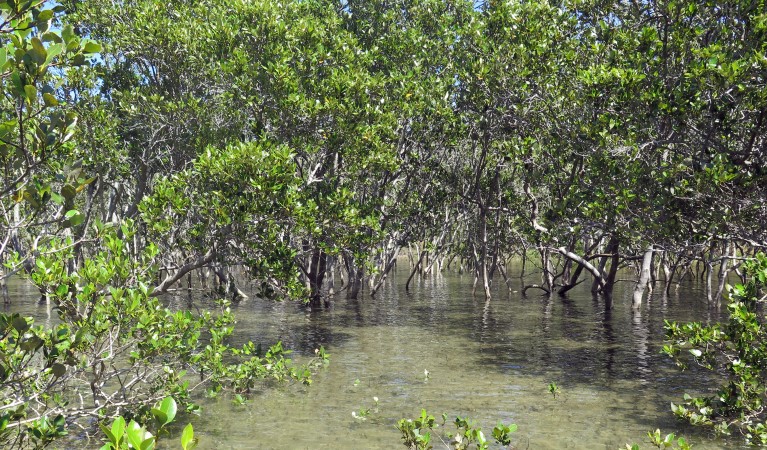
[547,382,561,399]
[150,397,177,429]
[397,409,436,450]
[352,396,379,421]
[491,422,517,447]
[452,416,489,449]
[140,139,308,299]
[623,429,691,450]
[99,397,198,450]
[0,0,101,269]
[646,429,691,450]
[0,0,765,443]
[0,0,93,164]
[180,423,197,450]
[64,0,408,303]
[664,254,767,444]
[100,416,155,450]
[53,0,767,308]
[0,223,327,448]
[396,410,516,450]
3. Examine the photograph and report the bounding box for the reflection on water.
[4,267,746,449]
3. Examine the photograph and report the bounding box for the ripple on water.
[4,268,748,449]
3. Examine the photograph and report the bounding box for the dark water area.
[4,264,747,449]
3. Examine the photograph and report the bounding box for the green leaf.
[72,53,86,66]
[125,421,146,450]
[80,176,97,187]
[0,120,16,138]
[45,43,62,62]
[23,189,41,209]
[61,25,76,44]
[181,423,196,450]
[64,209,84,226]
[150,408,166,427]
[37,9,54,21]
[11,71,24,96]
[159,397,177,424]
[24,84,37,103]
[41,31,63,43]
[20,335,43,351]
[61,184,76,200]
[43,92,58,106]
[12,316,29,332]
[140,437,155,450]
[111,416,126,444]
[30,37,47,63]
[83,41,101,54]
[99,423,116,446]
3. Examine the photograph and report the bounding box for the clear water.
[4,266,747,449]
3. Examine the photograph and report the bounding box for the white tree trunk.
[632,246,654,308]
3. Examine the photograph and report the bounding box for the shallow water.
[5,266,747,449]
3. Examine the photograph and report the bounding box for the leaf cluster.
[396,409,516,450]
[664,253,767,444]
[0,223,327,448]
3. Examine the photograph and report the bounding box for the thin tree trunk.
[632,246,654,309]
[542,249,555,293]
[226,271,248,301]
[307,248,327,306]
[519,247,527,278]
[557,263,585,296]
[714,241,733,303]
[151,248,215,297]
[602,236,620,305]
[498,261,513,292]
[371,246,401,296]
[343,252,363,299]
[705,250,715,303]
[480,207,491,298]
[554,247,606,292]
[406,250,426,292]
[348,267,363,299]
[0,268,8,304]
[327,255,336,297]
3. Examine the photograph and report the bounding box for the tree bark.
[553,247,606,290]
[632,246,654,308]
[406,250,426,292]
[0,268,8,304]
[151,248,215,297]
[307,248,327,306]
[714,241,733,303]
[370,245,401,296]
[343,252,363,299]
[601,236,620,306]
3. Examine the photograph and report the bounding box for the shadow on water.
[4,267,744,449]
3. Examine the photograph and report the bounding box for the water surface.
[5,267,744,449]
[191,268,738,449]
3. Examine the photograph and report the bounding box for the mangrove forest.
[1,0,766,448]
